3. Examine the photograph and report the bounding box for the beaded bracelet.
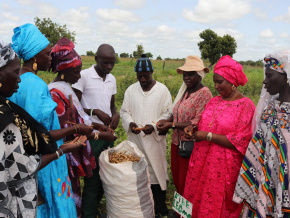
[58,148,64,156]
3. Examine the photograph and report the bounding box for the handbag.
[175,92,194,158]
[178,141,194,158]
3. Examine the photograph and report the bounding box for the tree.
[145,52,153,59]
[34,17,76,46]
[120,53,129,58]
[86,51,95,56]
[133,44,145,58]
[198,29,237,67]
[156,55,162,60]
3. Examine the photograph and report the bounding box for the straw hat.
[176,55,209,74]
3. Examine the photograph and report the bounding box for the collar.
[90,64,113,82]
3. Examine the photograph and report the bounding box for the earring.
[0,83,2,88]
[287,80,289,84]
[232,85,236,90]
[61,74,64,80]
[33,59,37,71]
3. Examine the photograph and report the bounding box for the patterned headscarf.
[253,50,290,134]
[11,23,49,61]
[50,37,81,73]
[0,41,17,68]
[214,55,248,87]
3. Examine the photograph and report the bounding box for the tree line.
[34,17,261,67]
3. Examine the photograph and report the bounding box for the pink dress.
[183,96,255,218]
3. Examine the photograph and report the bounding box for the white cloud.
[182,0,251,23]
[100,21,146,39]
[2,12,21,22]
[96,9,141,22]
[61,7,91,35]
[280,32,289,38]
[259,28,274,38]
[36,2,59,18]
[253,8,267,20]
[273,6,290,23]
[157,25,176,36]
[113,0,146,10]
[1,3,10,10]
[16,0,35,5]
[214,28,244,40]
[0,22,16,35]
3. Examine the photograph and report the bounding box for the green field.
[38,56,264,215]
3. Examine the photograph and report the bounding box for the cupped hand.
[99,131,117,142]
[184,125,198,139]
[156,121,171,132]
[109,113,120,130]
[76,124,94,135]
[60,136,87,153]
[130,122,141,134]
[95,109,111,126]
[142,124,154,135]
[192,131,208,142]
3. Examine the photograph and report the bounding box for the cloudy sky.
[1,0,289,61]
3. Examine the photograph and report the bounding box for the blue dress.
[9,72,77,218]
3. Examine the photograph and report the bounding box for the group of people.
[0,22,290,218]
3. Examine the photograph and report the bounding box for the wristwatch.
[172,122,176,130]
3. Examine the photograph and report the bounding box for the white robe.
[120,81,172,190]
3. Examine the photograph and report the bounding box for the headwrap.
[0,41,17,68]
[214,55,248,87]
[11,23,49,61]
[135,54,154,72]
[50,37,81,73]
[253,50,290,134]
[0,96,57,155]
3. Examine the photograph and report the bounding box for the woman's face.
[35,44,52,71]
[0,57,21,97]
[183,71,201,89]
[263,67,287,95]
[213,73,233,98]
[62,64,82,84]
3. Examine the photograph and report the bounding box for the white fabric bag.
[99,140,154,218]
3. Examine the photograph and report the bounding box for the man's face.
[137,71,153,88]
[95,54,116,75]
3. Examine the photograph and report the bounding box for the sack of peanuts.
[99,140,154,218]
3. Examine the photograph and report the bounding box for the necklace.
[22,66,35,74]
[208,93,238,128]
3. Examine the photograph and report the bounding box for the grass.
[38,56,264,215]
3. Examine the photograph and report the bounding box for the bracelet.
[58,148,64,156]
[73,125,78,134]
[90,109,94,116]
[55,150,60,159]
[206,132,213,142]
[94,132,99,140]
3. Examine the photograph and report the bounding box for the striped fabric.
[134,56,154,72]
[233,100,290,218]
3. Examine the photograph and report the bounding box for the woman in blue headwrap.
[9,23,93,218]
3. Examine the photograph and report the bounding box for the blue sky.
[1,0,289,61]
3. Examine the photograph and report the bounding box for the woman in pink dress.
[183,55,255,218]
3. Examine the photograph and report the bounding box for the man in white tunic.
[120,54,172,217]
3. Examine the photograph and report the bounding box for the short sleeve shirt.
[72,65,117,124]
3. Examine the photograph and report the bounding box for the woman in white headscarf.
[233,50,290,218]
[157,55,212,196]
